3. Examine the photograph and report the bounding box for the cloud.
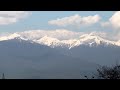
[100,11,120,40]
[109,11,120,29]
[101,22,110,27]
[0,11,31,25]
[19,29,84,40]
[101,11,120,30]
[48,14,101,27]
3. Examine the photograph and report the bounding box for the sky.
[1,11,120,40]
[0,11,117,33]
[0,11,120,40]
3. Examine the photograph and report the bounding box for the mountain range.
[0,30,120,79]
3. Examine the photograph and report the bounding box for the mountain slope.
[0,38,97,79]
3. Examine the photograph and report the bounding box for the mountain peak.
[0,30,120,48]
[35,36,60,47]
[79,33,102,43]
[0,33,20,41]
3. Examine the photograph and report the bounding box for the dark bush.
[96,64,120,79]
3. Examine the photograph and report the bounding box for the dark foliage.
[96,64,120,79]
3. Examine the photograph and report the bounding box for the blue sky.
[0,11,116,33]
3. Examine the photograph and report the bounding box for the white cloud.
[0,11,30,25]
[19,29,84,40]
[101,11,120,29]
[101,22,110,27]
[48,14,101,27]
[109,11,120,29]
[100,11,120,40]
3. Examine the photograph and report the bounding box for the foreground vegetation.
[85,63,120,79]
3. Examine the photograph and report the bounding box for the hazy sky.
[0,11,117,33]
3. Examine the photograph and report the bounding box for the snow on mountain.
[115,40,120,46]
[33,31,117,49]
[34,35,61,47]
[0,29,119,49]
[0,33,29,41]
[0,33,20,41]
[78,32,116,46]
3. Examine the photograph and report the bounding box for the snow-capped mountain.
[31,31,120,48]
[0,30,120,78]
[0,29,120,49]
[0,37,98,79]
